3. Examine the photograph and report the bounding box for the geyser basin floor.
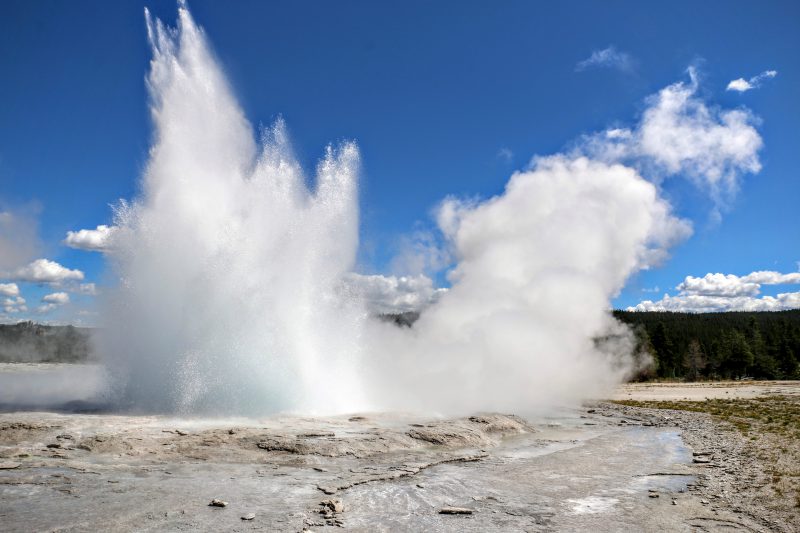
[3,390,792,532]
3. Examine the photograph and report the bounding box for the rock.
[46,443,62,449]
[0,461,21,469]
[320,499,344,513]
[298,431,335,438]
[208,499,228,507]
[175,430,189,436]
[439,507,473,515]
[56,434,73,440]
[693,456,712,464]
[241,513,255,520]
[228,429,237,435]
[317,485,337,495]
[258,436,308,454]
[672,500,677,505]
[649,493,659,498]
[312,467,327,472]
[348,416,366,422]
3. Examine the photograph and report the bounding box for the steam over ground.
[99,6,762,415]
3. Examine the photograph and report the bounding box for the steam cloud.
[98,5,762,415]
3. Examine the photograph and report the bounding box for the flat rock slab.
[439,506,474,515]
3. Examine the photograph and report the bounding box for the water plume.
[101,5,366,414]
[99,4,759,416]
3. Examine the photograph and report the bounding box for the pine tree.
[683,339,706,382]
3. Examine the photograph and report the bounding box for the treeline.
[614,310,800,380]
[0,321,93,363]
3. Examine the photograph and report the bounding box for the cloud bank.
[630,270,800,312]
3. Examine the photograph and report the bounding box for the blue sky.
[1,0,798,323]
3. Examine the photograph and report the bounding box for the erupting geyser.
[101,6,367,414]
[99,4,759,416]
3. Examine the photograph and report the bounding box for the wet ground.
[1,407,708,532]
[2,371,797,531]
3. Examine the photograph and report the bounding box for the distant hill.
[0,321,94,363]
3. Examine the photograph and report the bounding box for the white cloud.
[41,292,70,305]
[8,258,84,284]
[629,269,800,312]
[741,270,800,285]
[581,67,763,207]
[630,292,800,313]
[0,283,19,297]
[726,70,777,92]
[343,273,446,314]
[64,224,117,252]
[2,296,27,314]
[677,272,760,297]
[576,46,634,72]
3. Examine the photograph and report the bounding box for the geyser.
[101,6,366,414]
[99,4,759,415]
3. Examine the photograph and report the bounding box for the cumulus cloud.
[576,45,634,72]
[726,70,777,92]
[581,67,763,207]
[630,270,800,312]
[2,296,27,314]
[343,273,446,314]
[676,273,761,297]
[8,259,84,284]
[0,283,20,297]
[742,270,800,285]
[41,292,70,305]
[64,224,117,252]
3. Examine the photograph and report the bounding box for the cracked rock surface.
[2,384,797,531]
